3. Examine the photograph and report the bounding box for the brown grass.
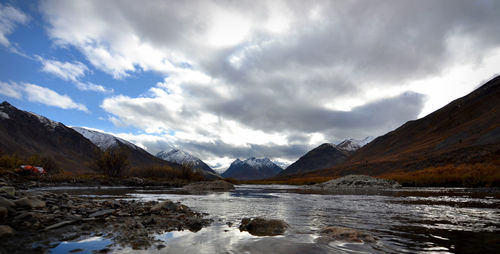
[379,160,500,187]
[127,165,204,181]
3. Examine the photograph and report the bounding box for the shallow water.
[43,185,500,254]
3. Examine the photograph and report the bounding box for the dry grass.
[379,160,500,187]
[127,165,204,181]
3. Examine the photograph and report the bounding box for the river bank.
[0,177,212,253]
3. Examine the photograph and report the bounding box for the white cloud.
[0,81,22,99]
[0,3,28,47]
[38,57,88,82]
[36,56,113,93]
[0,81,88,112]
[75,82,113,93]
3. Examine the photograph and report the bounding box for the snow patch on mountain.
[156,148,201,167]
[336,136,375,151]
[28,112,61,129]
[0,111,9,119]
[72,127,139,150]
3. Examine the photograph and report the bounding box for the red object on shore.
[15,165,46,174]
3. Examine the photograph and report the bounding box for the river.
[45,185,500,254]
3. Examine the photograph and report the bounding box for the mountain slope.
[156,148,220,179]
[222,157,282,180]
[0,102,98,173]
[72,127,178,169]
[279,137,374,176]
[279,143,350,176]
[307,75,500,177]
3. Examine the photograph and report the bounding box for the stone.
[89,209,115,218]
[312,175,401,190]
[43,220,76,231]
[239,217,288,236]
[0,197,15,208]
[150,200,176,213]
[0,187,15,196]
[318,226,375,243]
[14,197,46,208]
[0,225,14,238]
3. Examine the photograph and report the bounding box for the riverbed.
[42,185,500,254]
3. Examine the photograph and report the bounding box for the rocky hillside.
[222,157,282,180]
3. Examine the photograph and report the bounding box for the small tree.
[94,148,128,177]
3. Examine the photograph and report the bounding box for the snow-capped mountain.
[222,157,283,180]
[337,136,374,151]
[156,148,220,178]
[72,127,139,150]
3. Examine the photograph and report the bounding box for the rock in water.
[318,226,375,243]
[14,197,46,208]
[239,217,288,236]
[313,175,401,190]
[183,180,235,193]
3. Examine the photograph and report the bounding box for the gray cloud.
[40,0,500,167]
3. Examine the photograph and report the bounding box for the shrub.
[93,148,128,177]
[128,164,204,181]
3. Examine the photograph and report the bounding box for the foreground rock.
[317,226,375,243]
[183,180,235,193]
[311,175,401,190]
[0,178,212,253]
[239,217,288,236]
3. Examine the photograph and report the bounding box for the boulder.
[89,209,115,218]
[150,200,177,213]
[0,225,14,238]
[239,217,288,236]
[313,175,401,190]
[14,197,46,208]
[183,180,235,193]
[0,197,16,208]
[318,226,375,243]
[0,187,15,196]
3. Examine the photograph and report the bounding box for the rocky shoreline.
[0,177,212,253]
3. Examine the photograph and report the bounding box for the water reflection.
[50,236,112,254]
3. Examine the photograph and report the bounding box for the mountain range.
[222,157,283,180]
[279,137,373,176]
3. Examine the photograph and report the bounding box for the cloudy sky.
[1,0,499,171]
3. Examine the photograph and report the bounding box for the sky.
[1,0,499,172]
